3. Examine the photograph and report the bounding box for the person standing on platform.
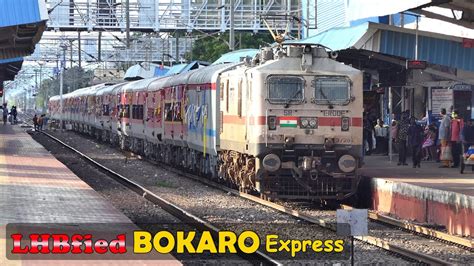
[374,118,389,155]
[422,123,437,161]
[33,114,39,131]
[363,114,374,155]
[463,119,474,150]
[2,104,8,125]
[391,120,398,153]
[38,115,44,132]
[397,112,410,166]
[11,106,17,124]
[439,108,452,168]
[408,117,423,168]
[42,114,49,130]
[450,110,464,168]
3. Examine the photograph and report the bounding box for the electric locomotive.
[217,44,363,201]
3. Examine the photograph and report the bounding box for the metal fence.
[47,0,300,32]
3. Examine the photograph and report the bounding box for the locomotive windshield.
[313,76,350,105]
[267,76,304,104]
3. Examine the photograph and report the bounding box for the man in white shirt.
[438,108,452,167]
[374,118,389,155]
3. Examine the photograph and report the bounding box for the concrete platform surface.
[0,125,179,265]
[360,155,474,196]
[361,155,474,237]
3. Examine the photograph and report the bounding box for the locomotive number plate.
[283,110,293,116]
[334,138,352,144]
[321,110,349,116]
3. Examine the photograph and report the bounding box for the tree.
[35,66,94,110]
[186,32,273,63]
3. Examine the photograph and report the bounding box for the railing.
[28,35,194,63]
[47,0,299,32]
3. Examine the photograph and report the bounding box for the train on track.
[49,43,364,202]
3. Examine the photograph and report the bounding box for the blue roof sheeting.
[154,67,169,77]
[297,22,474,72]
[287,23,369,51]
[166,64,188,76]
[0,0,48,27]
[212,49,259,65]
[0,57,23,64]
[164,61,210,76]
[379,30,474,72]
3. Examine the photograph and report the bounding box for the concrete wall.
[371,177,474,236]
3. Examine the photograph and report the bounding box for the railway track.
[34,127,472,265]
[141,163,459,266]
[341,205,474,250]
[38,130,281,265]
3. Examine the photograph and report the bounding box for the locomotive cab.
[260,45,362,201]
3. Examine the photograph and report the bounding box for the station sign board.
[406,60,427,70]
[431,88,453,120]
[463,38,474,48]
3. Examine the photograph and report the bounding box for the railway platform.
[0,124,179,265]
[360,155,474,237]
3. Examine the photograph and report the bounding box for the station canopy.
[212,49,259,65]
[288,21,474,85]
[0,0,48,82]
[347,0,474,29]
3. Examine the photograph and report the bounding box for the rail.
[341,204,473,250]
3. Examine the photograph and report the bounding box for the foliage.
[186,32,273,63]
[35,66,94,110]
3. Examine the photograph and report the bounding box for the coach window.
[132,105,144,120]
[123,104,130,118]
[237,79,242,117]
[138,105,144,120]
[174,103,182,122]
[103,104,110,116]
[313,76,350,105]
[165,103,173,121]
[267,76,304,104]
[226,80,230,113]
[220,82,225,101]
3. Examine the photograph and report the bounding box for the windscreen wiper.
[318,87,334,108]
[284,87,302,108]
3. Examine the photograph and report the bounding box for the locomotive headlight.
[301,119,309,128]
[300,117,317,128]
[338,154,357,173]
[341,117,350,131]
[262,154,281,172]
[268,116,277,130]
